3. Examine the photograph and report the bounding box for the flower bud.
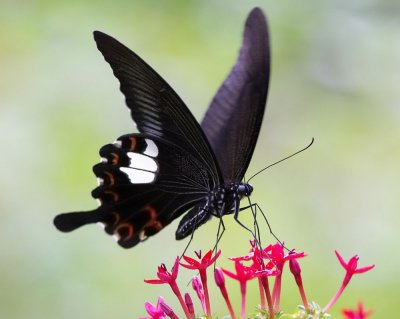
[184,293,194,317]
[160,300,179,319]
[214,267,225,287]
[289,258,302,286]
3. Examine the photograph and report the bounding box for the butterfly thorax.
[209,183,253,217]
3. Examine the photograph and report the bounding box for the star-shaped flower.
[180,249,221,271]
[342,301,373,319]
[139,296,166,319]
[145,257,180,286]
[180,250,221,316]
[335,251,375,286]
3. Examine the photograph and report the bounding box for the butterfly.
[53,7,270,248]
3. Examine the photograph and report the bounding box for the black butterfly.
[54,7,270,248]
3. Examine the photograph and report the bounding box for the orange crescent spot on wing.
[104,171,115,185]
[112,211,120,226]
[129,136,137,151]
[111,152,119,165]
[104,190,119,202]
[143,205,163,231]
[115,223,134,240]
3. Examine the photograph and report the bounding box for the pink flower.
[289,258,309,310]
[144,258,191,319]
[191,276,206,313]
[159,299,179,319]
[264,243,306,313]
[144,257,180,286]
[323,252,375,313]
[335,251,375,286]
[180,249,221,270]
[180,250,220,316]
[264,243,306,271]
[230,241,272,271]
[184,293,194,318]
[342,302,373,319]
[222,260,260,318]
[222,259,259,283]
[139,296,166,319]
[214,268,236,319]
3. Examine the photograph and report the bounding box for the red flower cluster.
[142,242,374,319]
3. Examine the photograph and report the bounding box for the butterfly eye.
[246,184,254,196]
[237,184,253,197]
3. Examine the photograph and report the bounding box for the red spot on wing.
[115,223,134,240]
[129,136,137,151]
[143,205,163,233]
[104,190,119,201]
[104,171,115,185]
[110,153,119,165]
[112,211,120,226]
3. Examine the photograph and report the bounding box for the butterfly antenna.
[248,137,314,183]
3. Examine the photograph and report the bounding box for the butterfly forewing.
[93,31,222,184]
[201,8,270,183]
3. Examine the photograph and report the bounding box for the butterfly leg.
[180,226,196,259]
[212,217,226,255]
[248,200,264,251]
[232,198,260,244]
[240,201,286,249]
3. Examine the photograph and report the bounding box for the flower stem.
[220,283,236,319]
[323,283,346,313]
[171,283,192,319]
[257,277,266,310]
[260,276,274,319]
[215,268,236,319]
[240,282,247,319]
[298,281,309,310]
[289,258,309,311]
[199,270,211,317]
[272,273,282,313]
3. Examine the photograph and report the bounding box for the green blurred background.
[1,0,399,318]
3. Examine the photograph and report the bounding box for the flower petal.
[144,301,158,316]
[221,268,239,280]
[354,264,375,274]
[208,249,221,264]
[202,250,213,262]
[335,250,348,269]
[181,255,199,268]
[171,257,180,279]
[144,279,165,285]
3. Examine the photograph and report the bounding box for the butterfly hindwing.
[54,134,212,248]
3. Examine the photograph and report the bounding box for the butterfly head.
[236,183,253,198]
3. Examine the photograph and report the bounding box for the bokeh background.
[1,0,399,318]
